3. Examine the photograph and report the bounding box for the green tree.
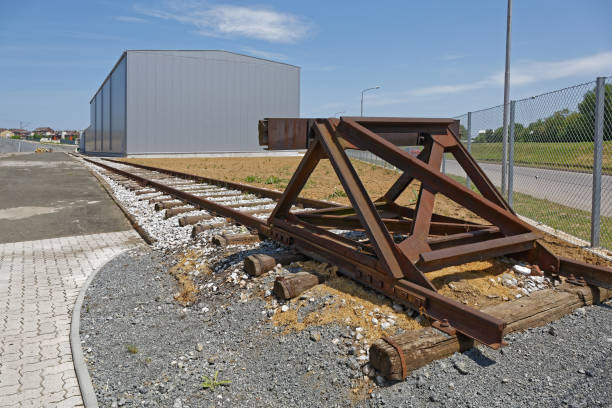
[459,124,468,141]
[577,83,612,141]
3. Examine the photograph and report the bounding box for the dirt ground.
[129,155,612,343]
[123,156,610,267]
[123,156,484,221]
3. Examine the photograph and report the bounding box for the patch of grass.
[469,141,612,174]
[446,174,611,249]
[328,189,348,200]
[512,191,611,249]
[201,371,231,390]
[126,344,138,354]
[264,175,283,184]
[245,175,263,183]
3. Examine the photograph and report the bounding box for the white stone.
[512,265,532,275]
[281,305,289,312]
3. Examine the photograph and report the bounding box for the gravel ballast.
[80,247,612,408]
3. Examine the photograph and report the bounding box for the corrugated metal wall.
[125,50,299,154]
[109,57,126,154]
[87,50,299,155]
[87,103,95,152]
[95,92,102,151]
[87,54,127,155]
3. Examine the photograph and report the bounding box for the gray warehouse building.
[84,50,300,156]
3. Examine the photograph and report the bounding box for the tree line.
[462,84,612,143]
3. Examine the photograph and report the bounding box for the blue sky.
[1,0,611,130]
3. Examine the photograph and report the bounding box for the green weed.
[328,189,347,199]
[201,371,231,390]
[264,176,283,184]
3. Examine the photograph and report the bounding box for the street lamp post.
[360,86,380,116]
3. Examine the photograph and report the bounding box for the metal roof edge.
[125,49,300,69]
[89,51,127,103]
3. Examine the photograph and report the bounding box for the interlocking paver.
[42,372,65,395]
[19,370,42,390]
[54,395,85,408]
[0,230,140,407]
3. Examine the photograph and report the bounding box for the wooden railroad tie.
[273,272,323,300]
[212,232,260,247]
[179,214,213,227]
[154,200,185,211]
[165,206,198,218]
[244,252,306,277]
[191,221,229,238]
[369,283,612,381]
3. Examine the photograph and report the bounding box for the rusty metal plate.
[260,118,310,150]
[393,286,427,309]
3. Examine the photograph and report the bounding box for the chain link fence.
[347,76,611,252]
[507,80,607,250]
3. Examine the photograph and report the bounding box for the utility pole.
[501,0,512,197]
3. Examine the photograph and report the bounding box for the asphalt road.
[444,159,612,217]
[0,152,131,243]
[0,137,76,154]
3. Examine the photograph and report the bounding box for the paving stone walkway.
[0,230,141,407]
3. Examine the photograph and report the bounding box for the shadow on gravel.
[464,347,497,367]
[600,302,612,310]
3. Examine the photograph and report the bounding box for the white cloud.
[136,2,310,43]
[240,47,287,61]
[114,16,149,23]
[439,53,470,61]
[365,51,612,108]
[411,51,612,97]
[506,51,612,85]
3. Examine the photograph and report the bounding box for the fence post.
[508,101,515,206]
[442,154,446,174]
[591,77,605,247]
[501,117,508,197]
[466,112,472,188]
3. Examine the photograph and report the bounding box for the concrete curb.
[70,249,132,408]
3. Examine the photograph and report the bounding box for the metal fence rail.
[348,76,612,252]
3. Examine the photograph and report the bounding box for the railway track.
[80,145,612,352]
[81,157,335,248]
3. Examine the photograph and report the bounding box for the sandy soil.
[123,156,610,266]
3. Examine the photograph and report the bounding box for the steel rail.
[102,158,336,210]
[83,157,270,233]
